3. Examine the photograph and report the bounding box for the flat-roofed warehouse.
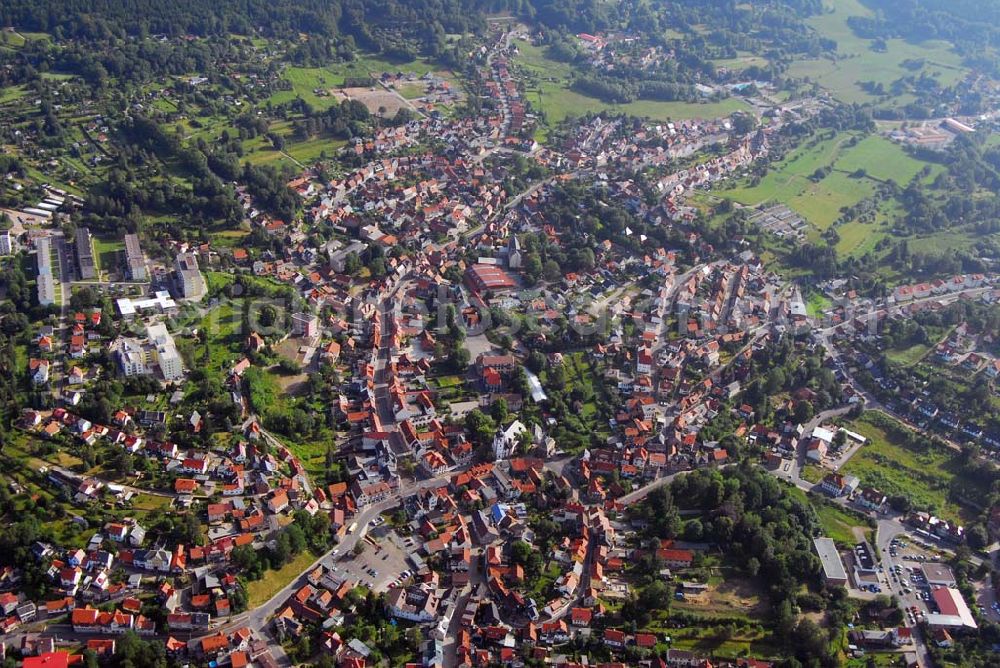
[921,563,957,588]
[813,537,847,586]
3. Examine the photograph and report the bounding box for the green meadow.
[269,55,440,110]
[839,413,981,524]
[723,132,934,242]
[788,0,967,106]
[515,40,750,126]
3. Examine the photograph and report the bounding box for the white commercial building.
[116,291,178,319]
[813,537,847,586]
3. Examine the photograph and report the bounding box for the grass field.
[284,438,331,479]
[284,136,348,163]
[724,131,935,243]
[131,493,175,512]
[800,464,826,484]
[241,117,346,167]
[515,40,750,126]
[833,219,881,256]
[269,56,439,110]
[246,550,317,608]
[713,53,770,71]
[787,0,967,106]
[724,133,874,230]
[92,236,123,277]
[790,171,874,232]
[242,146,301,169]
[208,229,250,249]
[662,622,778,659]
[806,292,833,317]
[244,366,289,415]
[555,351,610,429]
[0,30,49,49]
[527,561,562,600]
[204,270,236,295]
[175,302,244,375]
[833,135,930,184]
[885,343,932,367]
[151,97,179,113]
[907,229,979,255]
[840,413,979,523]
[0,31,26,48]
[0,85,28,104]
[813,501,870,547]
[672,570,767,617]
[397,82,428,100]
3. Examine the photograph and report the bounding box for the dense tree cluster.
[231,511,329,582]
[0,0,517,62]
[290,98,373,144]
[634,465,848,666]
[847,0,1000,70]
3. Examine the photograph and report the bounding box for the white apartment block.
[147,322,184,381]
[0,230,15,255]
[174,252,206,299]
[35,237,56,306]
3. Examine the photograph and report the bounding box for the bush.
[276,359,302,375]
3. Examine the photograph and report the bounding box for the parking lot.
[325,518,415,593]
[885,535,951,624]
[975,576,1000,622]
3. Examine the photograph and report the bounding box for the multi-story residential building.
[113,338,148,377]
[147,323,183,381]
[174,252,206,299]
[0,230,15,255]
[35,237,56,306]
[291,312,319,338]
[111,324,183,381]
[124,234,147,281]
[76,227,96,280]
